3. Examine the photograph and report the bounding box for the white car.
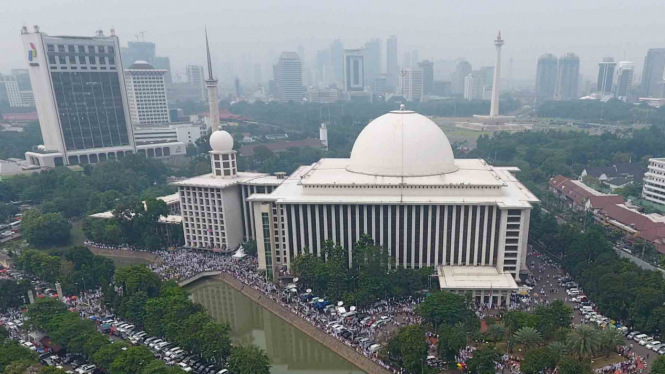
[639,336,654,346]
[165,347,181,357]
[177,363,192,372]
[75,365,96,374]
[148,339,163,349]
[634,333,647,342]
[649,341,662,351]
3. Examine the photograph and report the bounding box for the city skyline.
[3,0,665,84]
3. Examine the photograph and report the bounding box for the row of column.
[276,203,513,270]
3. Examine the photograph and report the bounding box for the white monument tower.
[204,28,220,132]
[319,123,328,151]
[489,31,504,117]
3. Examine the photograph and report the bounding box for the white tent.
[232,247,246,259]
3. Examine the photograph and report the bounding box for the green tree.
[227,345,271,374]
[484,324,506,342]
[110,346,155,374]
[599,328,624,357]
[20,209,72,247]
[398,325,428,374]
[652,356,665,374]
[0,279,32,311]
[534,300,573,339]
[557,357,593,374]
[0,341,38,372]
[566,324,600,359]
[513,327,543,353]
[40,367,68,374]
[4,360,39,374]
[520,347,558,374]
[93,342,129,371]
[416,291,478,331]
[437,325,467,363]
[25,298,68,331]
[141,360,181,374]
[243,240,257,256]
[115,265,161,297]
[466,344,500,374]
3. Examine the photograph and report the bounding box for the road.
[527,251,655,371]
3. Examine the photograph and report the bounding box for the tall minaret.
[489,31,504,117]
[205,28,220,132]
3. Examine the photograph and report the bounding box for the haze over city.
[3,0,665,84]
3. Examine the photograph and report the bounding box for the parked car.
[649,341,662,351]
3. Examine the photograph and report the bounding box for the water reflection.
[186,278,365,374]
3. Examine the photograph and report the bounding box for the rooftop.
[437,266,518,290]
[171,172,283,188]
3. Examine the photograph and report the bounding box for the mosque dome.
[209,130,234,152]
[346,108,457,177]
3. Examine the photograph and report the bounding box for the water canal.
[185,278,365,374]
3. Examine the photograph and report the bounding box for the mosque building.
[173,34,539,305]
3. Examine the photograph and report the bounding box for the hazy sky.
[3,0,665,85]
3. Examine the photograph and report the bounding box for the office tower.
[329,40,344,86]
[254,63,263,86]
[613,61,634,102]
[432,81,451,96]
[556,53,580,99]
[121,41,172,84]
[489,31,504,117]
[234,77,241,99]
[479,67,494,87]
[401,68,423,102]
[316,49,329,72]
[596,57,616,96]
[297,45,305,65]
[2,69,34,107]
[640,49,665,98]
[20,27,135,166]
[344,49,364,91]
[411,50,419,66]
[418,60,434,95]
[124,61,170,125]
[363,39,381,87]
[464,72,483,100]
[434,60,457,81]
[186,65,206,102]
[204,30,220,132]
[451,60,472,95]
[403,52,412,68]
[536,53,558,102]
[386,36,398,91]
[274,52,303,102]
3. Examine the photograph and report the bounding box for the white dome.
[347,110,457,177]
[209,130,234,152]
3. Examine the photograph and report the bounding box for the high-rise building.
[596,57,616,96]
[1,69,34,107]
[363,39,381,88]
[186,65,206,102]
[418,60,434,95]
[536,54,558,102]
[344,49,364,92]
[640,49,665,98]
[613,61,634,102]
[411,50,419,67]
[451,60,472,95]
[329,40,344,86]
[124,61,170,125]
[643,158,665,206]
[274,52,303,102]
[386,35,398,91]
[556,53,580,100]
[254,63,263,86]
[121,41,172,84]
[297,45,305,65]
[234,77,242,99]
[401,68,423,102]
[20,27,136,167]
[464,72,483,100]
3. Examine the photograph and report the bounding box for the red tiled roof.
[239,138,325,157]
[587,195,625,210]
[549,176,594,205]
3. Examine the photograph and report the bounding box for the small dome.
[347,110,457,177]
[128,60,154,69]
[209,130,234,152]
